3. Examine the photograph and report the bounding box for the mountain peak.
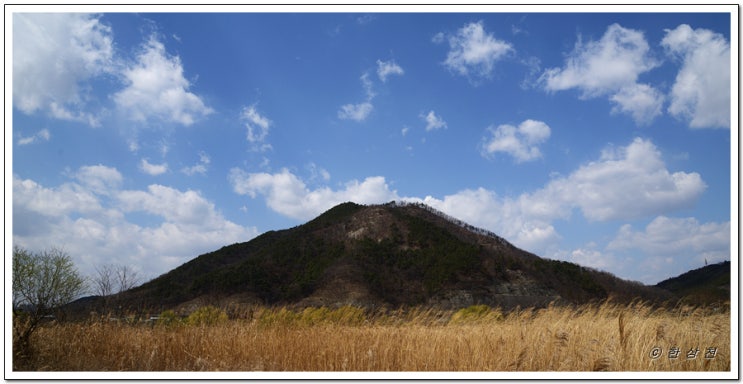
[114,202,674,312]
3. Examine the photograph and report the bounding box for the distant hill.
[104,201,675,314]
[655,261,730,305]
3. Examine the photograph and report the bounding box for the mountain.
[655,261,730,305]
[111,201,674,313]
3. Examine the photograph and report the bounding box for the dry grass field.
[14,301,730,373]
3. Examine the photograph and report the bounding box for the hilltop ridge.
[102,201,679,314]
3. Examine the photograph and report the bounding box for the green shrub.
[322,305,366,326]
[256,307,300,327]
[156,310,181,327]
[185,306,228,326]
[450,304,503,324]
[257,306,368,327]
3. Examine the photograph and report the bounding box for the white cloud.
[540,23,662,124]
[13,13,113,125]
[306,162,331,183]
[338,73,376,122]
[218,136,714,284]
[13,175,102,218]
[541,24,657,95]
[661,24,730,129]
[356,14,376,25]
[181,151,210,176]
[113,36,213,126]
[404,137,706,256]
[376,59,404,82]
[182,164,207,176]
[481,119,551,162]
[421,110,447,131]
[74,164,123,195]
[139,159,168,176]
[606,216,730,283]
[229,168,398,221]
[17,129,51,146]
[224,136,706,259]
[532,137,706,221]
[609,83,664,124]
[608,216,730,259]
[360,73,375,100]
[338,102,374,122]
[13,168,257,279]
[408,188,560,255]
[440,21,513,82]
[117,184,216,226]
[241,105,272,146]
[567,246,617,272]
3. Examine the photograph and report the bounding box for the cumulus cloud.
[439,20,513,82]
[609,83,665,124]
[113,36,213,126]
[74,164,123,195]
[13,168,257,278]
[229,168,398,221]
[13,175,102,218]
[17,129,51,145]
[13,13,114,125]
[421,110,447,131]
[532,137,706,221]
[606,216,730,283]
[377,59,404,82]
[540,23,663,124]
[481,119,551,162]
[118,185,216,226]
[609,216,730,259]
[409,188,560,255]
[403,137,706,256]
[661,24,730,129]
[139,159,168,176]
[567,246,617,272]
[224,137,706,260]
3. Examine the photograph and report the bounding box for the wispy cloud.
[338,73,376,122]
[17,128,51,146]
[181,151,210,176]
[421,110,447,131]
[377,59,404,82]
[241,105,273,151]
[437,21,513,83]
[338,102,374,122]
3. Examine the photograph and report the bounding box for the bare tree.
[116,264,140,292]
[92,263,141,297]
[92,264,116,298]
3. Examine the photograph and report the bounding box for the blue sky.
[8,7,736,285]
